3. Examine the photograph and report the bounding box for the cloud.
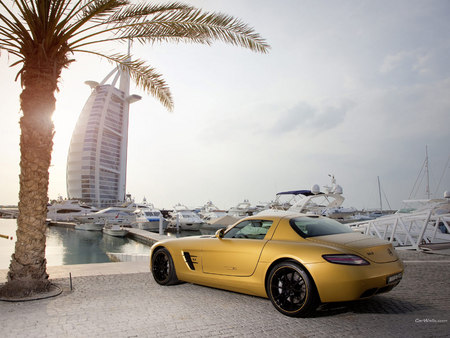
[271,100,354,135]
[380,51,412,74]
[379,46,450,86]
[379,49,437,76]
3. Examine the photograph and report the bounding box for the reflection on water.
[0,219,150,269]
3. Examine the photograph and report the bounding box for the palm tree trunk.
[0,64,57,297]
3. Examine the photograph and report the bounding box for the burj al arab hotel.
[66,66,141,208]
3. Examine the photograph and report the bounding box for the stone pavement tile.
[1,248,450,337]
[1,260,449,338]
[0,261,149,282]
[396,248,450,261]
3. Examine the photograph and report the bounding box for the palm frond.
[70,6,269,54]
[79,50,173,111]
[0,0,269,111]
[117,7,270,53]
[0,2,31,42]
[105,2,194,23]
[77,0,129,23]
[67,2,196,47]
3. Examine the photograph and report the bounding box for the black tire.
[266,261,319,317]
[151,247,179,285]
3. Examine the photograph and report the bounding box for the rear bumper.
[305,259,404,303]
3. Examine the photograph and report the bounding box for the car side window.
[224,220,273,239]
[289,216,353,238]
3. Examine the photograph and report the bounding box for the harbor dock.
[126,227,169,246]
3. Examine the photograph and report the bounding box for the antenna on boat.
[325,174,342,194]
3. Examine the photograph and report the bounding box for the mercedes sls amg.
[150,213,403,317]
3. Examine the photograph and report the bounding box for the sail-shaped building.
[66,67,141,208]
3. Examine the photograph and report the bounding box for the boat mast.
[408,145,433,200]
[377,176,383,213]
[425,145,430,199]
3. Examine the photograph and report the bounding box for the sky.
[1,0,450,211]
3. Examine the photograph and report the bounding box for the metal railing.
[350,211,450,250]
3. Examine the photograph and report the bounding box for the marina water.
[0,218,151,270]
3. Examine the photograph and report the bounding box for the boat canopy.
[276,190,323,196]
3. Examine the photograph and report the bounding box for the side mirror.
[215,228,225,239]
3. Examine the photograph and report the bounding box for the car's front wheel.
[151,247,179,285]
[266,261,319,317]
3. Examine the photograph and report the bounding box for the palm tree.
[0,0,269,297]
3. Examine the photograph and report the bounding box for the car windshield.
[290,216,353,238]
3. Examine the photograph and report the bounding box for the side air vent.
[183,251,196,270]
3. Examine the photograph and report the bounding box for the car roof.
[240,212,310,222]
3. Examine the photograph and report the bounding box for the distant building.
[66,67,141,207]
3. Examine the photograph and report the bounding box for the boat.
[198,201,228,223]
[133,203,168,232]
[47,197,99,222]
[396,198,450,215]
[75,222,103,231]
[258,175,356,221]
[74,197,150,225]
[349,191,450,249]
[75,207,136,224]
[349,148,450,249]
[168,204,203,231]
[227,199,257,218]
[103,223,129,237]
[0,207,18,219]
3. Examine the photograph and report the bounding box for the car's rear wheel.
[266,261,319,317]
[151,247,179,285]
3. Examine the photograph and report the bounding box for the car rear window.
[289,216,353,238]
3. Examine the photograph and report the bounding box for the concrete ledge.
[107,252,150,263]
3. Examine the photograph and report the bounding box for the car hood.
[307,232,400,263]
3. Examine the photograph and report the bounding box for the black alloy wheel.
[151,247,179,285]
[267,261,319,317]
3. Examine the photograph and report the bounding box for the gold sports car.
[150,213,404,317]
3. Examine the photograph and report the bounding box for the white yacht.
[227,200,257,218]
[258,175,356,221]
[47,198,99,222]
[198,201,228,223]
[168,204,203,231]
[349,191,450,249]
[133,203,167,232]
[75,221,103,231]
[75,207,136,224]
[74,197,149,225]
[103,223,129,237]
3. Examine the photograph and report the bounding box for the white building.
[66,67,141,207]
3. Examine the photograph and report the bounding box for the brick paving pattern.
[1,250,449,337]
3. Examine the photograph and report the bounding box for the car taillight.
[322,254,370,265]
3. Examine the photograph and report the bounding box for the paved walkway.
[1,249,449,337]
[0,261,150,282]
